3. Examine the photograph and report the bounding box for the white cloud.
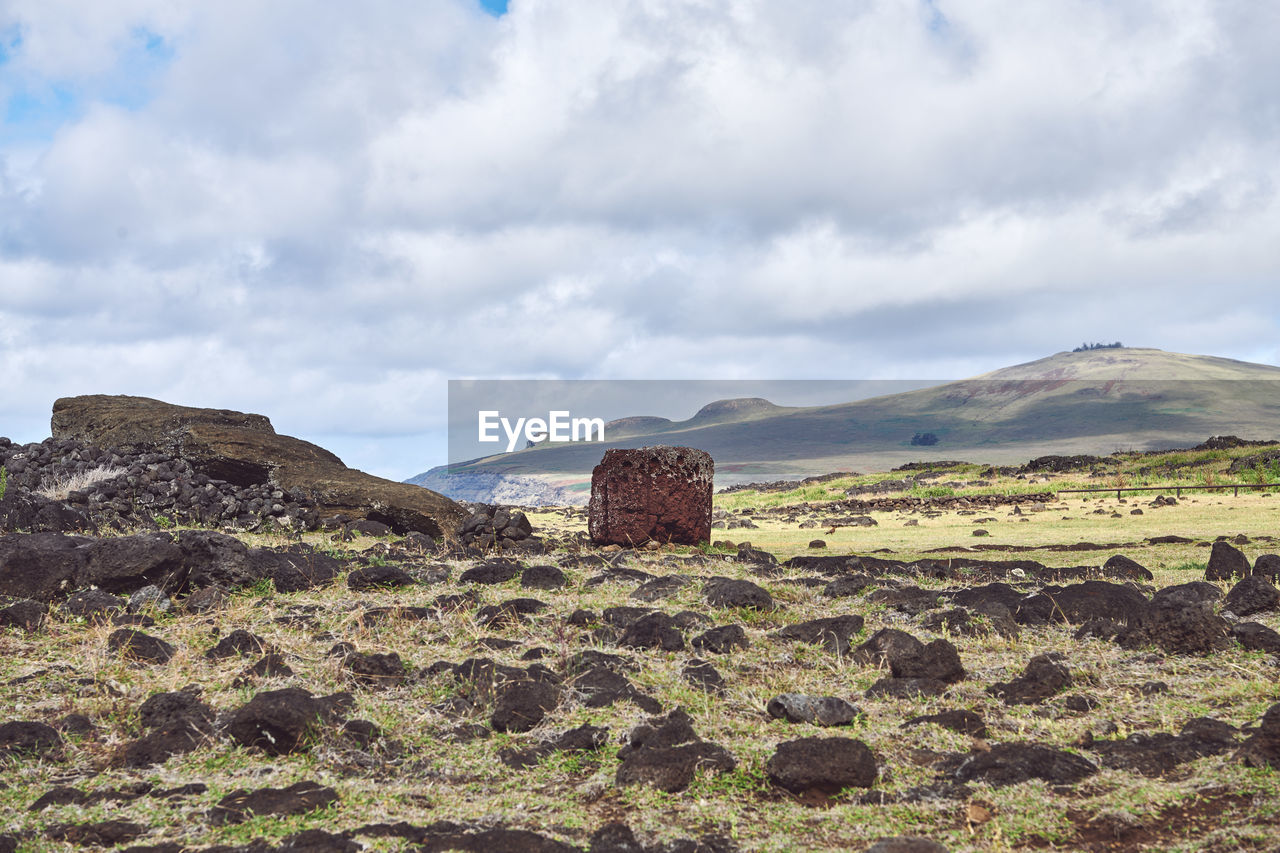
[2,0,1279,477]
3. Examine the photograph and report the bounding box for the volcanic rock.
[691,624,749,653]
[107,629,175,664]
[766,736,878,794]
[703,577,774,610]
[615,709,735,792]
[347,564,415,591]
[210,780,339,825]
[1223,575,1280,616]
[1233,621,1280,653]
[492,681,561,732]
[766,694,861,726]
[773,615,865,654]
[51,394,465,536]
[954,743,1097,787]
[0,721,63,757]
[618,611,685,651]
[1239,702,1280,769]
[987,653,1072,705]
[224,688,352,755]
[855,629,965,683]
[522,564,568,590]
[588,446,713,546]
[1206,540,1251,581]
[903,709,987,738]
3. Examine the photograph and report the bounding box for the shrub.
[910,432,939,446]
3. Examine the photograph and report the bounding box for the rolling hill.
[409,348,1280,503]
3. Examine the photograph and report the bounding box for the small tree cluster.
[911,432,939,446]
[1073,341,1124,352]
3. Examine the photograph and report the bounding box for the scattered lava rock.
[691,624,749,653]
[1102,554,1154,581]
[683,658,726,694]
[987,653,1072,705]
[1206,540,1252,581]
[0,721,63,757]
[1239,702,1280,769]
[1223,574,1280,616]
[615,709,736,793]
[107,628,175,664]
[205,628,271,659]
[855,629,965,683]
[492,681,561,733]
[766,736,878,795]
[343,651,407,688]
[954,743,1097,787]
[703,577,774,610]
[460,560,522,585]
[210,780,339,825]
[618,611,685,651]
[766,694,861,726]
[903,709,987,738]
[1084,717,1238,775]
[224,688,352,755]
[521,564,568,590]
[1233,621,1280,653]
[347,564,416,591]
[774,615,865,654]
[500,724,610,770]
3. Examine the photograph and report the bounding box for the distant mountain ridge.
[409,348,1280,504]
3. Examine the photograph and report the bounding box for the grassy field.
[3,443,1280,851]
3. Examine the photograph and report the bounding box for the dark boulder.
[342,651,406,688]
[903,709,987,738]
[522,564,567,590]
[1206,540,1251,581]
[1101,554,1154,581]
[855,629,965,683]
[588,446,713,546]
[773,615,865,654]
[223,688,352,755]
[703,577,774,610]
[0,598,45,631]
[987,653,1072,705]
[954,743,1097,787]
[766,736,878,795]
[347,564,415,591]
[1233,621,1280,653]
[206,629,270,660]
[1015,581,1147,626]
[618,612,685,651]
[615,709,735,793]
[1239,702,1280,769]
[107,629,175,664]
[691,624,749,653]
[210,780,338,825]
[0,721,63,757]
[492,681,561,732]
[1223,575,1280,616]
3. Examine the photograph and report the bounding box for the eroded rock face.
[50,395,465,537]
[588,446,713,546]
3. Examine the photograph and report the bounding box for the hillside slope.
[414,349,1280,501]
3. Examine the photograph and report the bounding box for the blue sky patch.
[479,0,509,17]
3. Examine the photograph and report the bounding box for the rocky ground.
[4,449,1280,852]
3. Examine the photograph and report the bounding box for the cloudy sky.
[2,0,1278,478]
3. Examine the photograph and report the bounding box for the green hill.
[412,348,1280,497]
